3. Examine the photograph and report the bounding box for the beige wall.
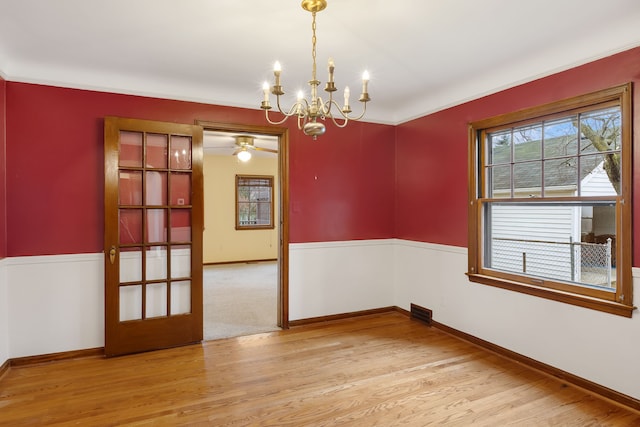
[203,153,278,264]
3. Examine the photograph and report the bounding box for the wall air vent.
[410,303,432,325]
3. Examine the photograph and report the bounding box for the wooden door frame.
[196,121,289,329]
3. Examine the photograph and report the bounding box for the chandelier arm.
[334,101,369,122]
[275,95,294,117]
[264,109,292,126]
[297,112,305,131]
[325,100,349,128]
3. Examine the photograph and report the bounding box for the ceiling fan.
[233,135,278,161]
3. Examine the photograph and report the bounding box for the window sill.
[466,273,635,317]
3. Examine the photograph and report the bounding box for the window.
[468,84,633,317]
[236,175,274,230]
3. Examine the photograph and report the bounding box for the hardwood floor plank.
[1,312,638,426]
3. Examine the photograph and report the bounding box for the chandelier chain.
[311,12,317,82]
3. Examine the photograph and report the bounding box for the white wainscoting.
[0,257,9,367]
[393,239,640,401]
[288,239,395,320]
[6,253,104,358]
[4,239,640,401]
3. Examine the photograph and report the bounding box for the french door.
[104,117,203,357]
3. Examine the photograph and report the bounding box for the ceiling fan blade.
[232,148,241,156]
[253,147,278,153]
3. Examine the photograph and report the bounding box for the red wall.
[0,75,6,259]
[5,84,395,256]
[395,46,640,265]
[6,46,639,261]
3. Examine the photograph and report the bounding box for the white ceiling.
[1,0,639,127]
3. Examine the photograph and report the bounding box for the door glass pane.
[120,209,143,244]
[171,210,191,243]
[146,283,167,318]
[171,281,191,315]
[120,285,142,321]
[119,131,143,168]
[170,135,192,170]
[170,172,191,206]
[171,245,191,279]
[119,247,142,283]
[119,171,142,205]
[145,171,167,205]
[147,209,167,243]
[146,133,168,169]
[146,246,167,280]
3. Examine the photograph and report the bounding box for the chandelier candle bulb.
[328,58,335,83]
[344,86,350,107]
[262,82,270,102]
[274,61,282,86]
[362,70,369,94]
[296,91,304,115]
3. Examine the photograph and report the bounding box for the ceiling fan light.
[237,149,252,162]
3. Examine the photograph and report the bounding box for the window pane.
[544,157,577,195]
[513,124,542,162]
[488,165,511,198]
[580,107,621,153]
[580,154,620,196]
[513,161,541,197]
[489,131,511,165]
[486,202,615,290]
[544,117,578,158]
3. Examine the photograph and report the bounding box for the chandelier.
[260,0,371,139]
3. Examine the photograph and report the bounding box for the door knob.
[109,246,117,265]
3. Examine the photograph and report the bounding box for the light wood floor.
[1,312,639,426]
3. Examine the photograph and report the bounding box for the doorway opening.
[197,121,289,339]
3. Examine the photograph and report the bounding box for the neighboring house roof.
[491,135,612,191]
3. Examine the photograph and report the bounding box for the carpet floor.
[203,261,280,341]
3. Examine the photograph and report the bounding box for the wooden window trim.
[467,83,635,317]
[235,174,275,230]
